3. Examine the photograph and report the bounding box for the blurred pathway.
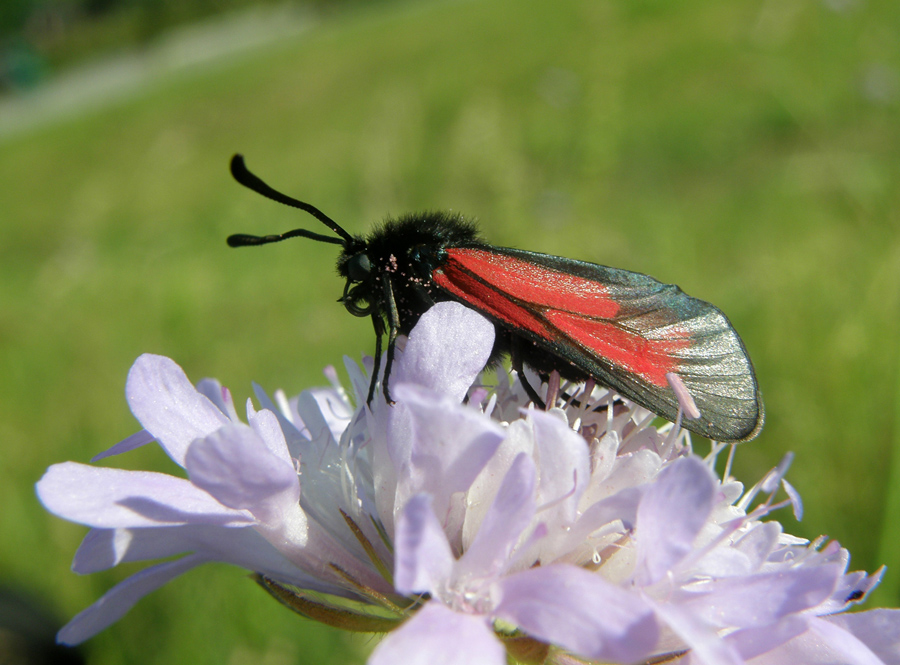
[0,4,313,142]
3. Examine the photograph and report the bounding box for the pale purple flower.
[37,302,900,664]
[371,451,657,665]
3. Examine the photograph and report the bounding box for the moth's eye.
[347,253,372,282]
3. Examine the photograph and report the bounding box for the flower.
[37,302,900,664]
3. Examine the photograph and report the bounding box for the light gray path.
[0,4,313,142]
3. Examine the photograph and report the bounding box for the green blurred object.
[0,41,47,90]
[1,0,899,663]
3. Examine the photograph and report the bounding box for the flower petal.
[461,418,536,550]
[582,448,662,508]
[684,565,843,629]
[649,599,743,665]
[530,409,590,524]
[36,463,252,528]
[368,602,505,665]
[495,564,658,663]
[91,429,155,461]
[392,383,504,523]
[821,610,900,665]
[394,495,454,595]
[730,522,782,572]
[246,406,293,462]
[126,354,230,466]
[735,614,892,665]
[391,302,495,404]
[456,453,536,580]
[196,378,240,421]
[806,615,888,665]
[551,486,642,559]
[724,616,809,662]
[71,526,345,595]
[184,423,301,528]
[634,456,716,585]
[58,553,208,645]
[298,387,354,444]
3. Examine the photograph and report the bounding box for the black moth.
[228,155,763,443]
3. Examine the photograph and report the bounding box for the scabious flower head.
[37,302,900,664]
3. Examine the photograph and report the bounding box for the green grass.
[1,0,899,662]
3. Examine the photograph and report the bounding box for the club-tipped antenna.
[229,154,353,243]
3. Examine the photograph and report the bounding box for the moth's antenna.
[227,228,344,247]
[229,154,354,243]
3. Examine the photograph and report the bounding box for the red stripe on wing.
[546,311,689,386]
[435,248,689,387]
[433,257,552,338]
[442,249,620,318]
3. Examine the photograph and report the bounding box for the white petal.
[456,453,536,580]
[731,522,782,572]
[723,616,808,662]
[251,382,310,456]
[36,463,252,528]
[807,615,889,665]
[196,378,239,421]
[634,456,716,585]
[684,565,842,629]
[300,387,354,443]
[391,302,495,404]
[71,526,344,595]
[246,407,293,464]
[57,554,208,645]
[126,354,229,467]
[91,429,155,461]
[343,355,372,407]
[820,610,900,665]
[184,424,301,528]
[394,495,454,595]
[552,486,642,558]
[368,602,504,665]
[739,613,895,665]
[392,383,504,524]
[649,599,743,665]
[530,409,590,524]
[495,564,658,663]
[462,418,536,551]
[587,448,663,505]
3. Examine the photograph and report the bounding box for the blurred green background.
[1,0,898,663]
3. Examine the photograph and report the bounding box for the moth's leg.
[381,277,401,404]
[510,336,546,409]
[367,313,385,405]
